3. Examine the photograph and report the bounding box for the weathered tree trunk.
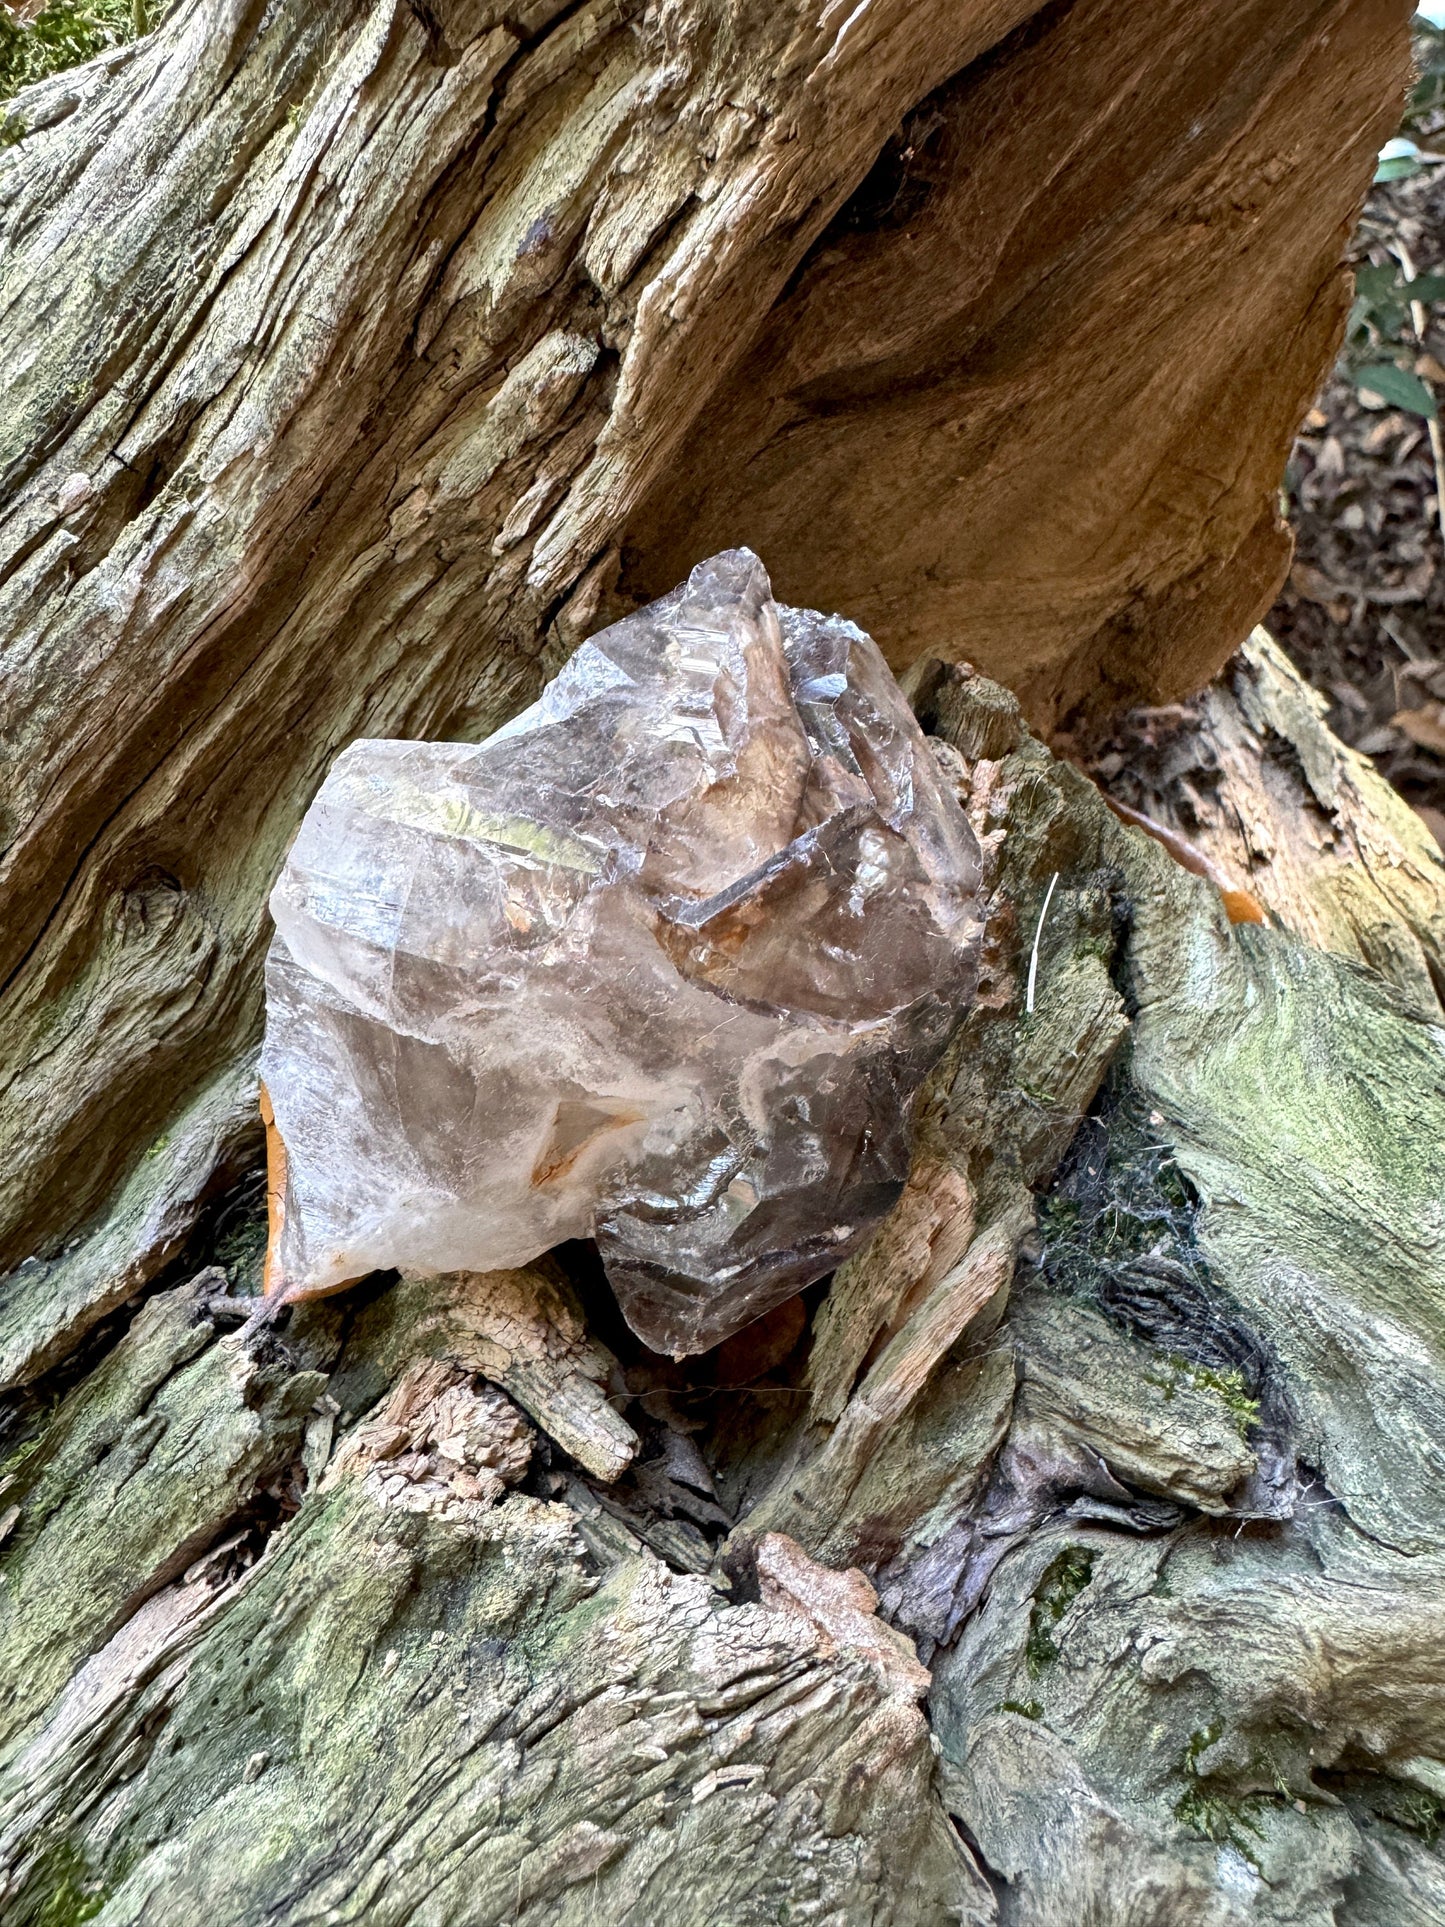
[2,2,1439,1923]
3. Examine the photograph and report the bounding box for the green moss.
[0,0,149,108]
[0,1405,60,1500]
[1180,1723,1220,1775]
[998,1698,1044,1719]
[1024,1546,1094,1679]
[0,1432,40,1493]
[9,1840,111,1927]
[213,1210,267,1296]
[1149,1355,1261,1438]
[1012,1074,1064,1108]
[1324,1769,1444,1845]
[1172,1725,1272,1865]
[1174,1782,1267,1859]
[1174,1360,1258,1434]
[1394,1785,1442,1843]
[1246,1744,1294,1802]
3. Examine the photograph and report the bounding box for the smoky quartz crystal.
[261,550,981,1354]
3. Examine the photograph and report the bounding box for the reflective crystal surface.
[261,550,982,1354]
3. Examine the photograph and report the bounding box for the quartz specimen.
[261,550,982,1355]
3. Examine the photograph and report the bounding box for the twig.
[1025,871,1058,1015]
[1393,238,1445,555]
[236,1294,286,1345]
[1102,793,1266,926]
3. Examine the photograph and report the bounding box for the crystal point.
[261,551,982,1354]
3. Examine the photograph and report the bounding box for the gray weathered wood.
[0,1,1437,1919]
[1,656,1440,1921]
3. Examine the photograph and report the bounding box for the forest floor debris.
[1270,19,1445,840]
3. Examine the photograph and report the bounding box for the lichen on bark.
[0,0,1436,1917]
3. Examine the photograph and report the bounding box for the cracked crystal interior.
[261,550,982,1354]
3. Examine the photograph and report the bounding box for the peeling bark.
[1093,625,1445,1018]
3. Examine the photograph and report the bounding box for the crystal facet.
[261,551,982,1354]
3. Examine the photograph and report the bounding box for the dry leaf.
[1391,705,1445,756]
[1316,436,1346,477]
[1290,561,1341,605]
[1363,415,1405,453]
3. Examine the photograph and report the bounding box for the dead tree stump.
[1,3,1437,1922]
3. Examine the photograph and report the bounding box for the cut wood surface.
[623,0,1411,726]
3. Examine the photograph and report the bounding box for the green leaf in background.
[1411,19,1445,130]
[1355,362,1440,419]
[1352,263,1445,308]
[0,0,145,106]
[1376,136,1422,183]
[1355,263,1403,301]
[1349,265,1445,357]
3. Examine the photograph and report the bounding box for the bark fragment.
[1105,627,1445,1016]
